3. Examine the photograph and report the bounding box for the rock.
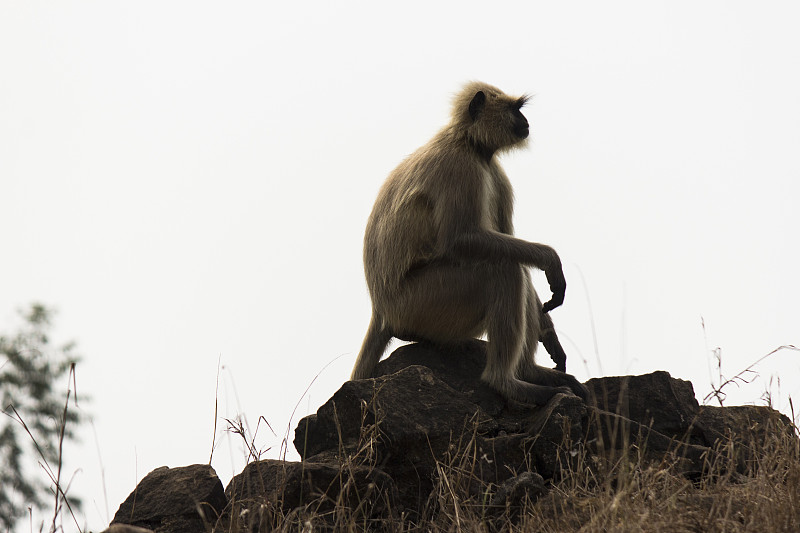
[225,458,398,529]
[586,407,709,477]
[293,347,593,511]
[372,340,507,416]
[295,364,498,459]
[585,371,703,444]
[697,404,794,447]
[695,404,796,473]
[295,364,498,510]
[111,464,226,533]
[490,471,546,509]
[463,392,590,490]
[584,372,797,476]
[100,525,155,533]
[522,392,588,478]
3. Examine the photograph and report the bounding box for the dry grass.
[220,400,799,533]
[23,356,796,533]
[522,428,800,533]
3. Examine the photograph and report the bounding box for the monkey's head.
[451,81,530,158]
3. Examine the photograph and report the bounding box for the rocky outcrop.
[108,464,226,533]
[106,340,796,532]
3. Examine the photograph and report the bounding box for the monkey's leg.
[384,261,488,344]
[520,269,543,360]
[386,262,572,405]
[351,312,393,380]
[516,272,588,401]
[482,264,576,405]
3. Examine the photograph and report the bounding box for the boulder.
[696,404,794,448]
[695,404,796,473]
[225,457,398,529]
[585,371,703,444]
[295,364,499,509]
[294,343,595,510]
[110,464,226,533]
[372,339,507,416]
[295,364,498,460]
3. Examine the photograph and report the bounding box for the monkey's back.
[363,135,462,304]
[363,126,515,310]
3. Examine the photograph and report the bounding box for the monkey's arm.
[447,229,566,312]
[432,167,566,311]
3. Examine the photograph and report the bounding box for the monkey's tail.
[351,313,392,381]
[541,328,567,373]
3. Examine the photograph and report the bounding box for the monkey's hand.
[542,256,566,313]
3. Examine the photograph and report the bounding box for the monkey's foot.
[489,378,578,406]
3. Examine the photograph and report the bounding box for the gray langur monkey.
[351,81,587,405]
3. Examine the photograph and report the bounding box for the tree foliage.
[0,304,84,531]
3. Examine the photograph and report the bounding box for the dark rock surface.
[585,371,703,444]
[225,458,398,527]
[371,339,508,416]
[100,525,155,533]
[106,340,796,532]
[490,471,547,511]
[110,464,226,533]
[296,363,498,460]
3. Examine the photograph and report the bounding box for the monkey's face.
[511,103,529,140]
[493,97,530,151]
[483,93,531,149]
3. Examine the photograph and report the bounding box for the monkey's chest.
[480,176,502,231]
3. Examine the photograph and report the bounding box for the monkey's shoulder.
[393,142,488,193]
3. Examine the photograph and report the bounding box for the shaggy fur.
[352,82,586,405]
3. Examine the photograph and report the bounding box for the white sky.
[1,1,798,530]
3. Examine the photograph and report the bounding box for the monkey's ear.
[468,91,486,121]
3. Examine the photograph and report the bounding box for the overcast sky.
[1,1,798,531]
